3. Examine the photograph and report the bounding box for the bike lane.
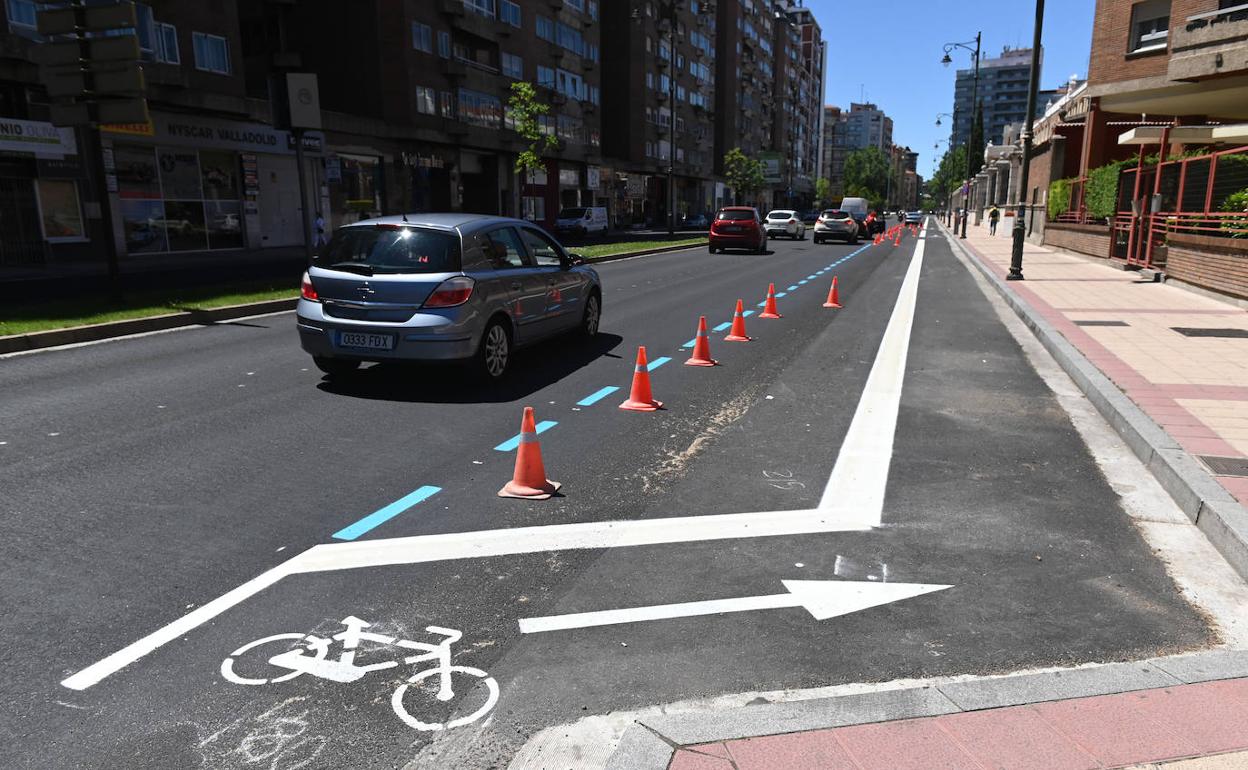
[24,229,1220,770]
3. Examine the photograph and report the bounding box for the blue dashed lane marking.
[495,420,558,451]
[757,301,767,308]
[647,356,672,372]
[682,337,697,348]
[713,321,732,332]
[743,310,755,317]
[577,386,620,406]
[798,280,808,285]
[775,292,787,298]
[787,285,799,291]
[332,485,441,541]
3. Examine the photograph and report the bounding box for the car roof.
[339,213,533,235]
[719,205,755,210]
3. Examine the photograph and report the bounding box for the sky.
[802,0,1095,180]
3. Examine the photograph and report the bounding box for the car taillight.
[300,271,319,301]
[423,276,476,308]
[788,218,796,224]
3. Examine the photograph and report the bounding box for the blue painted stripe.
[647,356,672,371]
[775,292,788,298]
[713,321,732,332]
[757,301,767,308]
[681,337,698,348]
[577,386,619,406]
[494,420,558,451]
[332,485,441,541]
[742,310,755,317]
[798,280,808,285]
[806,275,817,280]
[787,285,799,291]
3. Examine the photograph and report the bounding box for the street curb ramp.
[942,226,1248,585]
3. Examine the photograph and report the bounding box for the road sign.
[517,580,953,633]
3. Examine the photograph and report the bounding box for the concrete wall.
[1166,234,1248,301]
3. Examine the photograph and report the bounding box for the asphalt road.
[0,222,1214,769]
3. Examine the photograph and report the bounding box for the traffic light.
[34,0,150,127]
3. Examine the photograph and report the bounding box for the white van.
[554,206,609,237]
[835,197,870,237]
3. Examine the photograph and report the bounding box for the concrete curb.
[940,227,1248,585]
[0,298,298,355]
[0,242,707,355]
[604,649,1248,769]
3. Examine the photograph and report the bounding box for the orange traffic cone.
[893,231,901,246]
[760,283,782,319]
[823,276,843,309]
[498,407,561,499]
[685,316,718,367]
[725,299,751,342]
[620,346,663,411]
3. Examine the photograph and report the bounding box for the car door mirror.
[567,253,587,267]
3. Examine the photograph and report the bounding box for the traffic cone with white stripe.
[760,283,782,319]
[823,276,843,309]
[725,299,752,342]
[685,316,718,367]
[620,346,663,411]
[498,406,561,499]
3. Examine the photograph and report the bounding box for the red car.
[708,207,768,254]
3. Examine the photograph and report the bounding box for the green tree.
[814,177,832,209]
[843,147,890,203]
[723,148,765,204]
[969,101,985,176]
[929,145,967,205]
[508,82,558,181]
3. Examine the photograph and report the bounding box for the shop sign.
[102,121,156,137]
[325,155,341,182]
[0,117,77,157]
[759,151,782,184]
[587,166,601,190]
[134,113,325,156]
[36,155,86,179]
[240,153,260,198]
[558,168,579,187]
[626,175,646,198]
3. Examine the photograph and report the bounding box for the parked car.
[904,210,925,225]
[296,214,603,380]
[554,206,609,237]
[764,209,807,240]
[682,213,710,228]
[708,207,767,254]
[813,210,859,244]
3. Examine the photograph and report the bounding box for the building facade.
[821,105,847,197]
[951,46,1037,153]
[769,2,824,209]
[842,102,892,152]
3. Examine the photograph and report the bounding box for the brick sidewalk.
[957,223,1248,508]
[668,678,1248,769]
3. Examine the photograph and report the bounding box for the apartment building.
[602,0,717,225]
[842,102,893,152]
[1,0,323,266]
[821,105,848,197]
[769,2,824,209]
[951,46,1037,153]
[714,0,776,204]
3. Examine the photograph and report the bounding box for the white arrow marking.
[60,235,927,691]
[518,580,952,634]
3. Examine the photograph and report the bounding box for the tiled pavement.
[956,223,1248,507]
[667,678,1248,770]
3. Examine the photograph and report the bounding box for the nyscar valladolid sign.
[116,112,323,156]
[0,117,78,157]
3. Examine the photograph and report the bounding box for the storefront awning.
[1118,123,1248,145]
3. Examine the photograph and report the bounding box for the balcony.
[438,0,506,39]
[1170,3,1248,80]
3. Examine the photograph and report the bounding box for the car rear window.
[767,211,794,219]
[825,210,851,219]
[717,210,755,221]
[314,226,460,275]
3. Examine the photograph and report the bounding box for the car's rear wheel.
[312,356,360,377]
[475,320,511,380]
[580,292,601,338]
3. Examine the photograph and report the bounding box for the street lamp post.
[1007,1,1045,281]
[942,32,981,239]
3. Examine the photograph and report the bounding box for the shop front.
[0,116,90,267]
[102,113,324,256]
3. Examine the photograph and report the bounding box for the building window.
[6,0,37,29]
[537,65,556,89]
[416,86,437,115]
[440,91,455,118]
[500,1,521,27]
[501,52,523,79]
[536,15,554,42]
[36,180,85,241]
[192,32,231,74]
[437,30,450,58]
[1129,0,1170,53]
[465,0,496,17]
[412,22,433,53]
[458,88,503,129]
[522,196,545,222]
[156,22,180,64]
[564,0,584,11]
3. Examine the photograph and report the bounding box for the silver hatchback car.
[297,214,603,379]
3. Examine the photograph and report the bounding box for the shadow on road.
[316,332,626,403]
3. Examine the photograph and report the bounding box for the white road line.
[517,580,952,633]
[60,242,928,691]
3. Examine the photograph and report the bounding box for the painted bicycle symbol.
[221,616,499,731]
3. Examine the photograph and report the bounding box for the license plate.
[724,226,742,233]
[338,331,395,350]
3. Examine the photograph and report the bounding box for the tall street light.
[942,32,981,239]
[1008,1,1045,281]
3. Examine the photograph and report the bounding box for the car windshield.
[767,211,794,219]
[825,210,851,220]
[313,226,460,275]
[717,210,755,221]
[558,208,587,219]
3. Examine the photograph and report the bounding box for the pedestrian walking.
[988,205,1001,236]
[314,212,328,248]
